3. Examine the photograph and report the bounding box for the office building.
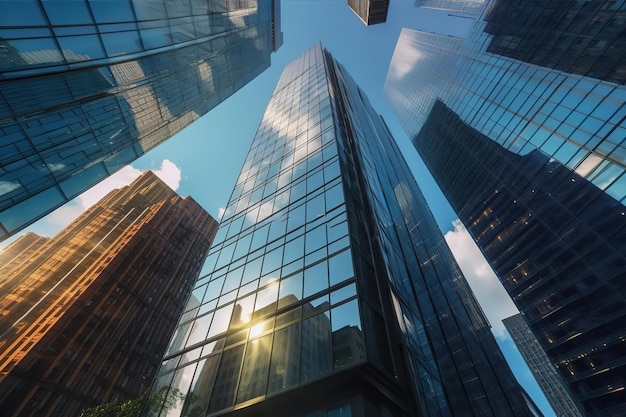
[146,44,538,417]
[0,0,282,242]
[503,314,584,417]
[384,2,626,415]
[347,0,389,25]
[0,171,217,417]
[414,0,485,16]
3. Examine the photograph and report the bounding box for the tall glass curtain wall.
[147,44,535,417]
[384,1,626,415]
[147,44,365,417]
[0,0,274,240]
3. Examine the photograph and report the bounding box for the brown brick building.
[0,171,217,417]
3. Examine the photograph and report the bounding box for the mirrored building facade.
[0,0,282,242]
[503,314,584,417]
[384,2,626,415]
[146,44,538,417]
[0,171,217,417]
[413,0,485,16]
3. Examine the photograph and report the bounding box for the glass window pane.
[204,276,224,303]
[0,1,46,26]
[132,0,167,20]
[305,225,326,254]
[284,236,304,264]
[330,283,357,305]
[278,273,303,308]
[185,313,213,348]
[329,250,354,286]
[207,304,234,339]
[42,0,92,25]
[141,26,172,49]
[102,31,142,56]
[303,261,328,298]
[300,313,332,383]
[208,345,245,413]
[268,323,301,395]
[90,0,135,23]
[262,246,283,276]
[254,282,280,317]
[180,355,220,417]
[331,300,365,370]
[236,334,272,403]
[0,39,63,70]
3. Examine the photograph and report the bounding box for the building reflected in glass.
[146,43,538,417]
[0,0,282,242]
[414,0,485,16]
[384,2,626,415]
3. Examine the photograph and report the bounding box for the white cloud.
[0,181,20,196]
[47,159,182,229]
[153,159,182,191]
[444,220,519,340]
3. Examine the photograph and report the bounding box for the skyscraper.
[145,44,538,417]
[503,314,584,417]
[384,2,626,415]
[347,0,390,25]
[413,0,485,16]
[0,171,217,417]
[0,0,282,242]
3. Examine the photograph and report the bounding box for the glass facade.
[0,0,282,241]
[147,44,536,417]
[414,0,485,16]
[503,314,584,417]
[384,2,626,415]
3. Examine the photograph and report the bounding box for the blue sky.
[2,1,555,415]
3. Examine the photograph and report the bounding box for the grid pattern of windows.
[0,0,278,240]
[148,45,364,417]
[150,44,536,417]
[503,314,584,417]
[384,2,626,415]
[414,0,485,15]
[0,172,216,417]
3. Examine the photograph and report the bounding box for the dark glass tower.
[146,44,537,417]
[384,2,626,415]
[0,171,218,417]
[0,0,282,242]
[503,314,584,417]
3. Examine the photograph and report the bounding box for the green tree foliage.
[80,387,183,417]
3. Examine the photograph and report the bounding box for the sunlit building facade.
[0,0,282,242]
[413,0,485,16]
[147,43,537,417]
[347,0,389,25]
[503,314,584,417]
[384,2,626,415]
[0,171,217,417]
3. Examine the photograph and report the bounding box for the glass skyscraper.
[384,1,626,415]
[503,314,584,417]
[0,0,282,242]
[146,44,538,417]
[413,0,485,16]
